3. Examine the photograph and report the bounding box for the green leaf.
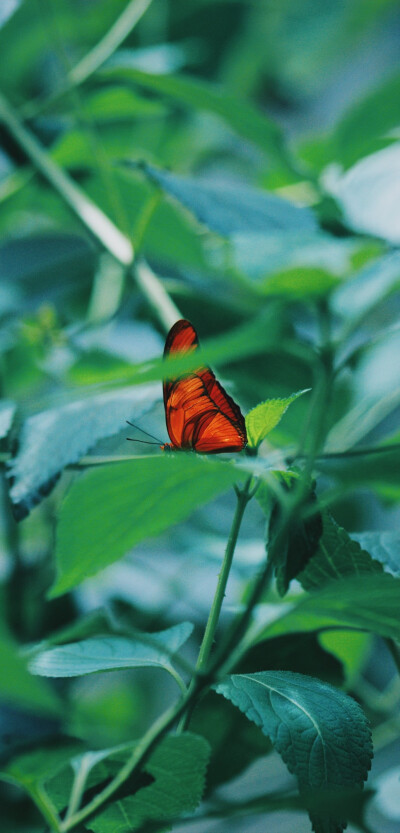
[258,573,400,643]
[0,633,60,716]
[0,742,84,790]
[246,389,310,449]
[0,232,97,289]
[239,632,344,688]
[189,691,271,794]
[86,733,210,833]
[329,143,400,245]
[298,513,383,591]
[217,671,372,833]
[332,251,400,325]
[29,622,193,677]
[141,164,317,237]
[8,384,159,519]
[99,66,288,166]
[0,1,21,30]
[50,455,242,598]
[352,531,400,577]
[0,399,15,440]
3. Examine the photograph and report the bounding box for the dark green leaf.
[0,633,60,716]
[141,164,317,237]
[237,633,344,687]
[217,671,372,833]
[29,623,193,677]
[86,733,210,833]
[298,513,383,591]
[50,455,242,597]
[189,691,271,794]
[8,384,159,519]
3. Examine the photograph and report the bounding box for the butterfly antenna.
[126,421,163,444]
[126,438,160,445]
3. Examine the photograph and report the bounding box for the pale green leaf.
[246,389,310,448]
[29,623,193,677]
[50,455,242,598]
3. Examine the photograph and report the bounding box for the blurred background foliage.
[1,0,400,831]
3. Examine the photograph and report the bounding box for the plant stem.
[196,476,252,674]
[30,785,62,832]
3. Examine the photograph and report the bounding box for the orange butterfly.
[161,319,247,454]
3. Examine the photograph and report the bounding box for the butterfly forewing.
[162,320,246,453]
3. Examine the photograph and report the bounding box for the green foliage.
[217,671,372,833]
[29,623,193,677]
[245,390,310,449]
[1,2,400,832]
[50,455,242,597]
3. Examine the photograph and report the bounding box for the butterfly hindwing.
[162,320,246,453]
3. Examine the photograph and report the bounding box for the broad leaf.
[29,622,193,677]
[258,573,400,643]
[189,691,271,793]
[328,143,400,245]
[0,400,15,440]
[50,455,242,597]
[352,531,400,577]
[86,733,210,833]
[246,389,309,449]
[0,633,60,715]
[332,251,400,324]
[217,671,372,833]
[298,513,383,591]
[8,384,159,519]
[141,164,317,237]
[100,65,288,165]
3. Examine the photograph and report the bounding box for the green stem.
[30,785,62,832]
[196,477,252,674]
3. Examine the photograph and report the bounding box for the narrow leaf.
[246,389,310,449]
[8,384,159,519]
[141,164,317,237]
[50,455,242,597]
[298,513,383,591]
[29,623,193,677]
[217,671,372,833]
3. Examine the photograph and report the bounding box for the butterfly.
[160,319,247,454]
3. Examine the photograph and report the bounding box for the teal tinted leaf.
[239,632,344,687]
[8,384,159,519]
[298,513,383,591]
[259,573,400,642]
[142,164,317,237]
[0,400,15,439]
[332,73,400,169]
[326,386,400,452]
[0,633,60,715]
[29,623,193,677]
[352,531,400,578]
[50,455,242,597]
[246,390,309,449]
[86,733,210,833]
[329,143,400,244]
[189,691,271,793]
[233,230,356,281]
[100,66,287,164]
[0,1,21,30]
[217,671,372,833]
[333,251,400,323]
[0,742,84,790]
[0,232,97,287]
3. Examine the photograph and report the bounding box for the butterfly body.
[162,319,247,454]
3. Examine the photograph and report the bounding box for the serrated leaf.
[298,513,383,591]
[352,531,400,577]
[217,671,372,833]
[86,733,210,833]
[246,389,310,449]
[29,622,193,677]
[0,400,15,440]
[189,691,271,793]
[100,65,288,166]
[141,164,316,237]
[258,573,400,643]
[50,455,242,598]
[7,384,159,519]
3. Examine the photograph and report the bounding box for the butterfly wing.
[163,320,246,453]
